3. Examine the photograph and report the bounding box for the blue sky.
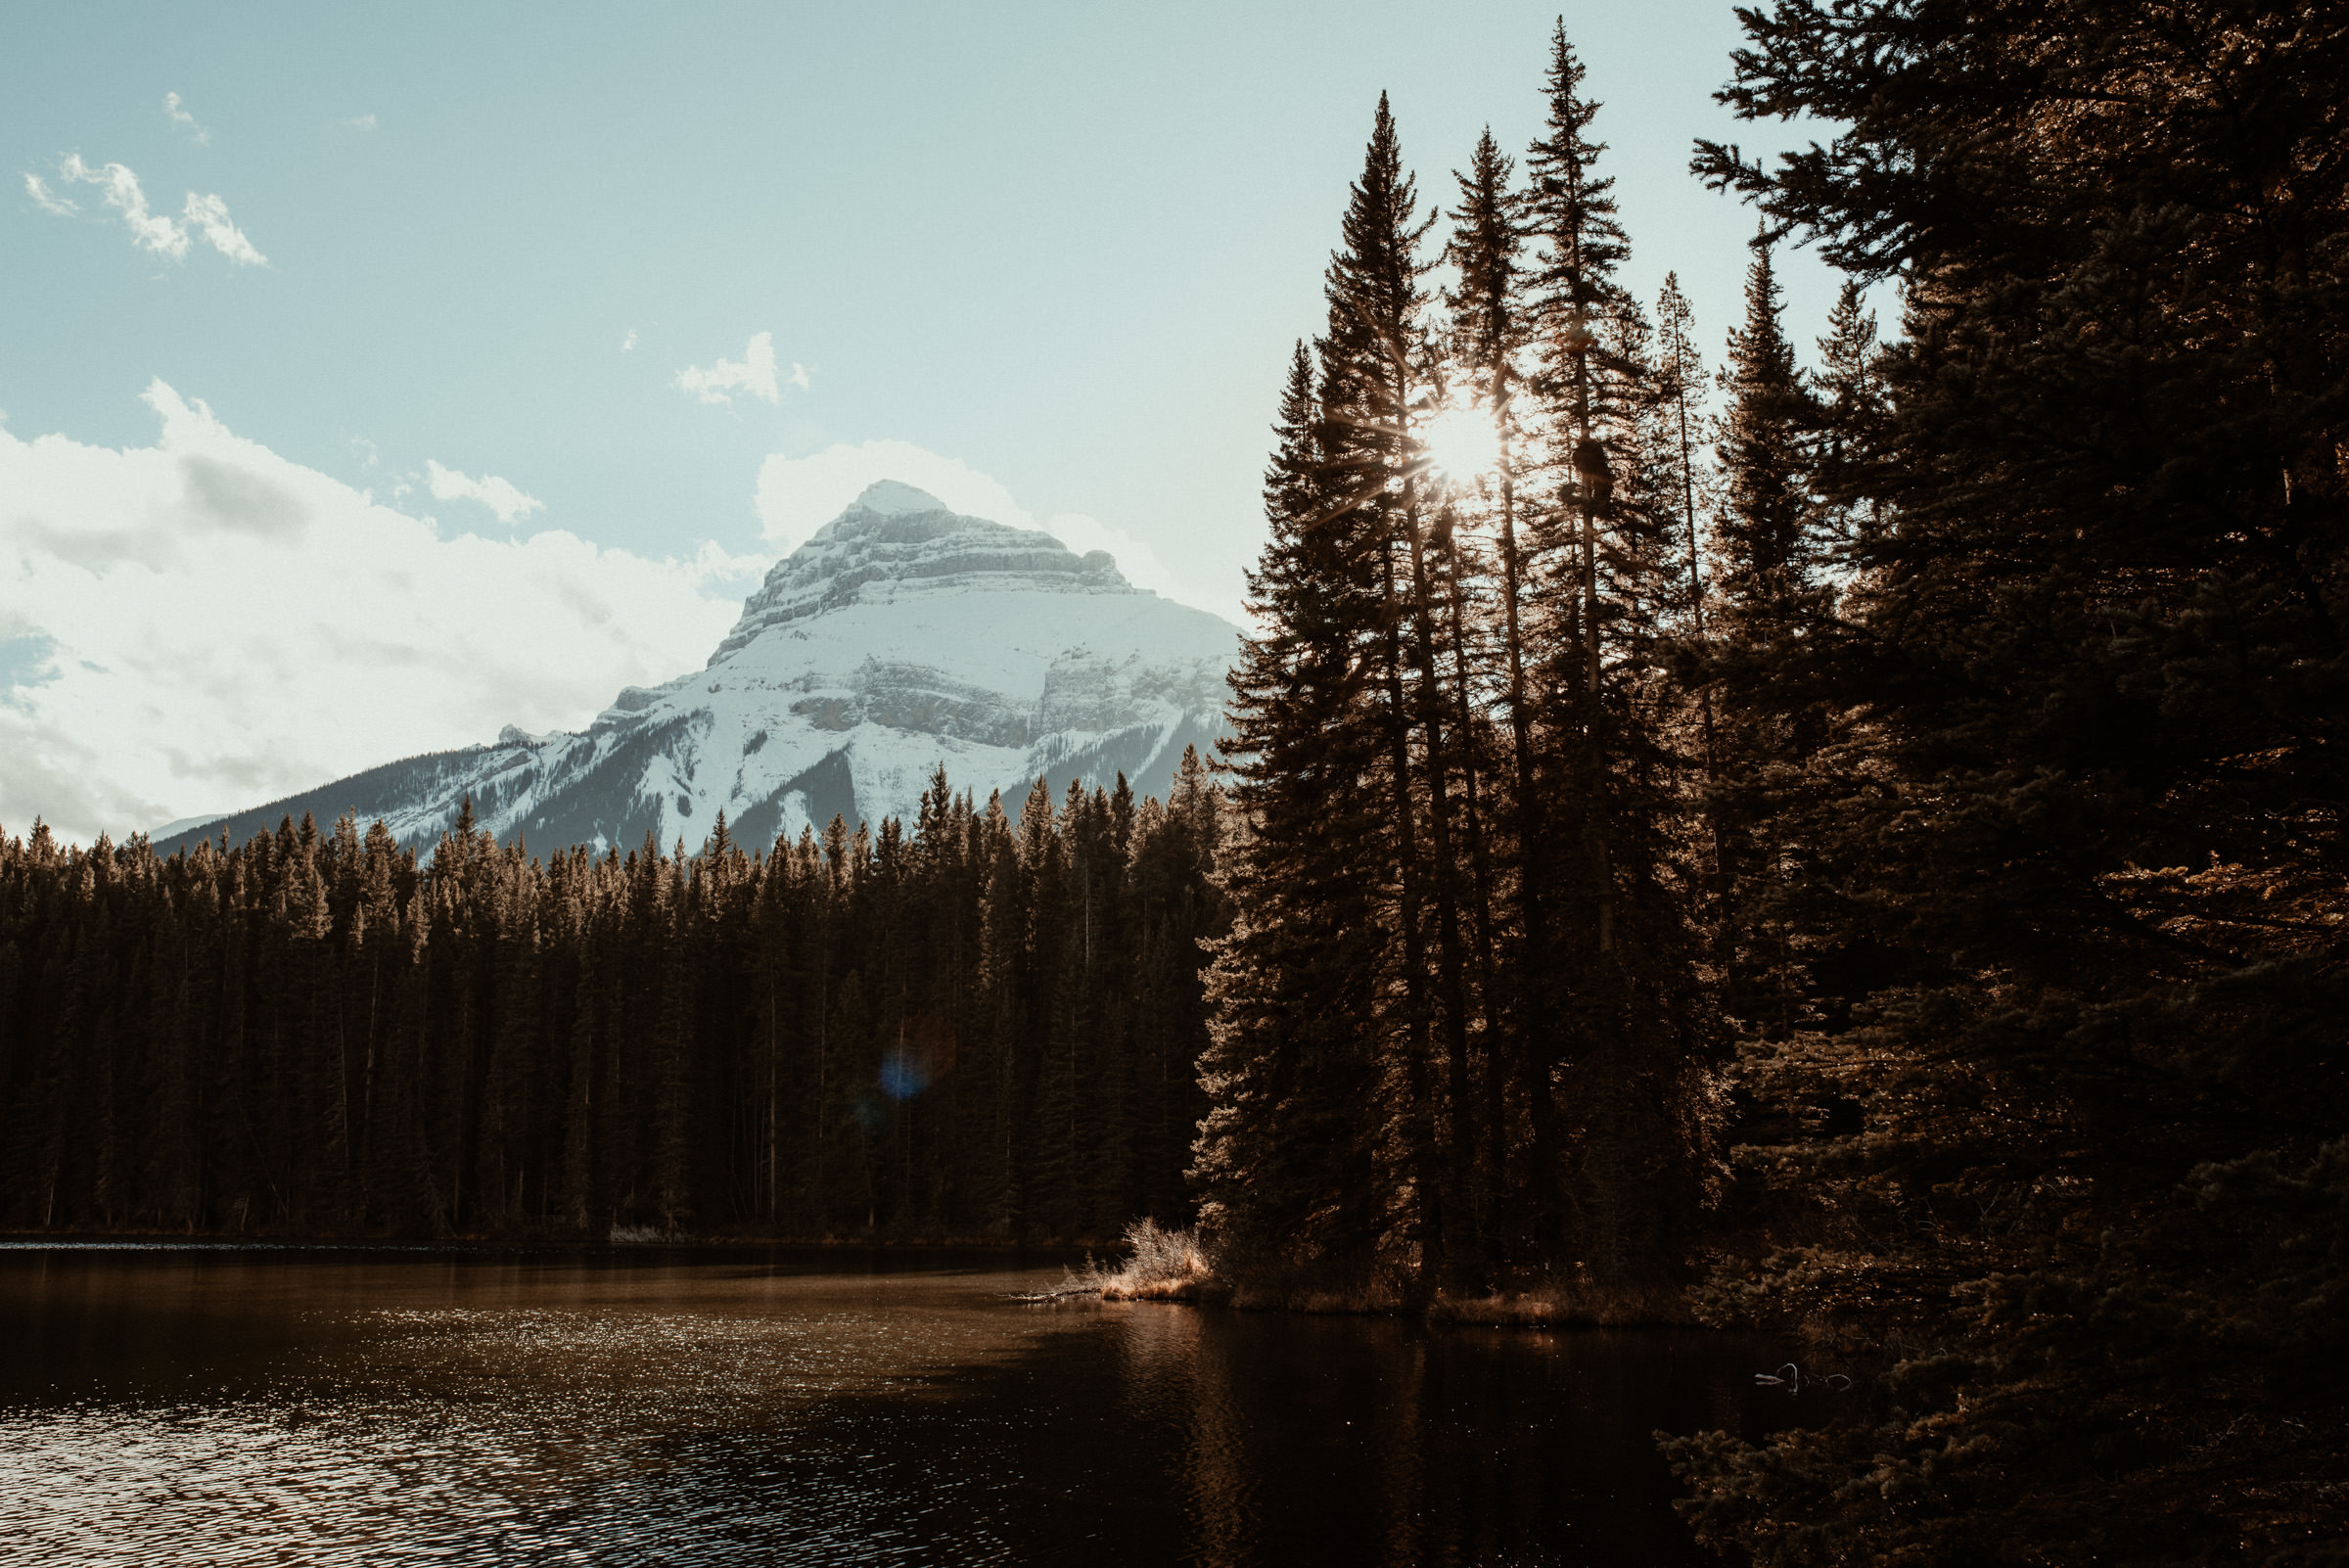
[2,0,1850,841]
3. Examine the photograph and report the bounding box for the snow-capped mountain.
[153,483,1240,857]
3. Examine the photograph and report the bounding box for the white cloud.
[0,381,762,845]
[48,156,264,264]
[24,173,77,215]
[1042,509,1190,603]
[675,331,806,405]
[344,114,377,131]
[163,91,209,144]
[59,155,187,258]
[180,191,265,265]
[426,458,543,525]
[752,438,1212,617]
[622,328,638,352]
[754,440,1021,551]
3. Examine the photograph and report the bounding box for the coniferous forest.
[4,2,2345,1560]
[1189,6,2344,1559]
[0,760,1224,1243]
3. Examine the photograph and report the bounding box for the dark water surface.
[0,1245,1823,1565]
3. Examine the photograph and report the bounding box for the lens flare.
[880,1047,931,1100]
[1421,401,1500,484]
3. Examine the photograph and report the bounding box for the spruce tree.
[1711,240,1815,647]
[1515,22,1721,1287]
[1197,344,1392,1278]
[1442,126,1542,1239]
[1321,93,1462,1278]
[1669,6,2349,1561]
[1702,239,1828,1036]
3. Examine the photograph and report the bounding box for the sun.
[1421,400,1500,485]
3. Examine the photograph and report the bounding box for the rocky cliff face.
[709,478,1131,662]
[157,483,1239,857]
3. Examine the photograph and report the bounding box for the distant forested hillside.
[0,755,1222,1243]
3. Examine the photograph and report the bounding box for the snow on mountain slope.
[154,484,1240,858]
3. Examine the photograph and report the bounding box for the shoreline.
[0,1230,1097,1261]
[4,1230,1721,1330]
[1094,1275,1706,1329]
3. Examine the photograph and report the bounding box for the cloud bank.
[0,383,762,845]
[426,458,543,524]
[753,438,1212,617]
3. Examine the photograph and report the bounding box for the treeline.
[0,755,1224,1242]
[1205,7,2345,1563]
[1199,33,1761,1298]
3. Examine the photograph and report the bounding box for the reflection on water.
[0,1247,1820,1565]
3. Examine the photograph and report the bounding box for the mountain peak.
[711,485,1137,666]
[852,479,948,516]
[152,474,1243,865]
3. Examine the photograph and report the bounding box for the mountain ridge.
[153,483,1238,858]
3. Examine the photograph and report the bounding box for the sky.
[2,0,1853,845]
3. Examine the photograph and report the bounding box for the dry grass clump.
[1090,1219,1219,1301]
[1040,1227,1698,1326]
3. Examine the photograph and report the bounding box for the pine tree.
[1196,343,1393,1279]
[1712,240,1816,650]
[1653,273,1710,623]
[1524,20,1632,358]
[1670,6,2349,1561]
[1511,22,1644,1254]
[1512,22,1721,1286]
[1808,280,1884,555]
[1325,93,1472,1279]
[1441,126,1538,1254]
[1699,240,1829,1036]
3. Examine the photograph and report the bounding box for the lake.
[0,1245,1822,1565]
